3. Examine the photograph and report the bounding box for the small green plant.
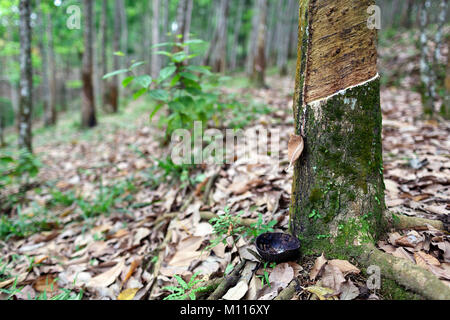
[257,262,277,287]
[0,204,59,240]
[246,214,277,240]
[163,272,206,300]
[0,149,42,188]
[207,208,277,254]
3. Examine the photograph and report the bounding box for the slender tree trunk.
[81,0,97,128]
[291,0,385,252]
[152,0,161,78]
[101,0,109,106]
[419,0,436,116]
[162,0,169,41]
[105,0,121,114]
[36,0,52,127]
[46,11,57,125]
[277,0,296,76]
[401,0,414,29]
[143,0,151,74]
[230,0,244,71]
[0,102,4,147]
[252,0,268,88]
[246,1,260,76]
[184,0,193,47]
[18,0,33,152]
[207,0,230,73]
[443,35,450,119]
[175,0,188,41]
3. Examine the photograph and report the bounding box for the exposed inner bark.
[304,0,377,104]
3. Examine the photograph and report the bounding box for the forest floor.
[1,32,449,300]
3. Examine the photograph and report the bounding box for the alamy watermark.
[170,122,281,168]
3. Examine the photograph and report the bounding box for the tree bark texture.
[18,0,33,152]
[81,0,97,128]
[252,0,268,88]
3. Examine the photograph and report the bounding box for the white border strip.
[307,73,380,107]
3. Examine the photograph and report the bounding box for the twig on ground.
[207,261,246,300]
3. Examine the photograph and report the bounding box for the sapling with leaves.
[163,272,207,300]
[206,208,277,260]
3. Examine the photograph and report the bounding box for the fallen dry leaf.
[33,275,58,293]
[287,134,304,169]
[339,280,360,300]
[269,263,294,289]
[328,260,360,276]
[117,288,140,300]
[223,281,249,300]
[87,259,125,289]
[320,264,346,294]
[310,253,327,280]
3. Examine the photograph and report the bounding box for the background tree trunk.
[291,0,385,253]
[18,0,33,152]
[277,0,296,76]
[81,0,97,128]
[208,0,230,73]
[252,0,268,88]
[184,0,194,48]
[419,0,436,116]
[229,0,244,71]
[401,0,415,29]
[246,0,260,77]
[36,0,52,127]
[152,0,161,78]
[46,11,57,125]
[101,0,109,107]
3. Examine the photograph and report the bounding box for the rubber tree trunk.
[443,35,450,119]
[101,0,109,107]
[47,12,57,125]
[246,0,260,76]
[36,0,53,127]
[252,0,268,88]
[290,0,385,253]
[419,0,436,116]
[277,0,296,76]
[36,0,53,126]
[401,0,414,29]
[18,0,33,152]
[229,0,244,71]
[208,0,230,73]
[81,0,97,128]
[152,0,161,78]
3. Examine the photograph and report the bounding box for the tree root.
[207,261,246,300]
[202,171,220,205]
[274,280,298,300]
[390,213,445,231]
[358,243,450,300]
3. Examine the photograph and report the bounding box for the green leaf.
[113,51,125,56]
[158,66,177,82]
[179,72,199,82]
[135,75,152,88]
[122,76,134,88]
[172,52,188,63]
[174,275,188,290]
[150,104,163,120]
[149,89,169,102]
[103,69,129,79]
[133,88,147,100]
[129,61,146,70]
[154,50,173,57]
[186,65,212,75]
[151,42,175,48]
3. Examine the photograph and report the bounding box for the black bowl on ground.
[255,232,301,263]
